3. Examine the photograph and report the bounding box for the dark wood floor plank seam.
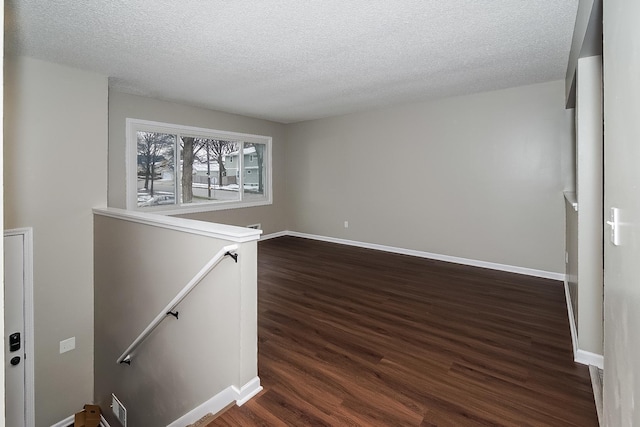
[211,236,597,427]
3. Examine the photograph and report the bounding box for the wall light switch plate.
[60,337,75,353]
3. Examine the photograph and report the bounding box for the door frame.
[5,227,35,427]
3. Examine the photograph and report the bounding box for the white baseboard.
[564,279,580,357]
[260,230,289,240]
[563,280,604,369]
[271,231,565,281]
[233,376,263,406]
[52,377,263,427]
[50,414,74,427]
[576,349,604,369]
[50,414,111,427]
[167,376,262,427]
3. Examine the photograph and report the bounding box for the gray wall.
[5,54,576,424]
[565,198,579,330]
[286,80,573,274]
[575,55,603,355]
[602,0,640,424]
[108,91,289,234]
[4,56,108,426]
[0,4,5,421]
[94,214,258,427]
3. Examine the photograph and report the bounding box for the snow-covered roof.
[192,162,220,173]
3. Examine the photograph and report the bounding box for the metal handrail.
[116,244,239,364]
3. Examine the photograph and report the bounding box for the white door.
[602,0,640,425]
[4,233,25,427]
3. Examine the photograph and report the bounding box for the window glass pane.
[128,119,271,212]
[243,142,267,201]
[180,137,240,204]
[137,131,176,207]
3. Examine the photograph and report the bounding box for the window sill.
[94,207,262,242]
[132,198,272,216]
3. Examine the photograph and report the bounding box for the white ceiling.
[5,1,578,124]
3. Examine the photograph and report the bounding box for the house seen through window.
[127,119,271,213]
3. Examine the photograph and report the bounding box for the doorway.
[4,228,35,427]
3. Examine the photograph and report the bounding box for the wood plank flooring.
[211,236,597,426]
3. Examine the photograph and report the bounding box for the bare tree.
[181,137,195,202]
[180,137,206,203]
[138,132,174,197]
[174,137,237,203]
[195,139,236,198]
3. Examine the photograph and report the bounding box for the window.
[127,119,272,213]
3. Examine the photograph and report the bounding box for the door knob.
[10,356,20,366]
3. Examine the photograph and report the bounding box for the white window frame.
[126,118,272,214]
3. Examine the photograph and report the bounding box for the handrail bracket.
[116,243,239,365]
[225,251,238,263]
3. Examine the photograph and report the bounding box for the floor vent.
[111,393,127,427]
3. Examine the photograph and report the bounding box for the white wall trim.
[125,118,273,214]
[5,227,35,427]
[576,349,604,369]
[260,230,289,241]
[167,376,262,427]
[93,207,262,243]
[50,414,111,427]
[166,387,236,427]
[563,279,605,369]
[564,191,579,211]
[564,279,579,357]
[277,231,565,281]
[49,415,74,427]
[233,376,263,406]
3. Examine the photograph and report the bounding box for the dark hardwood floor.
[211,236,597,426]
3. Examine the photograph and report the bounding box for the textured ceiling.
[5,1,578,123]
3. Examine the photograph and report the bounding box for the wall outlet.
[59,337,75,354]
[247,223,261,230]
[565,251,569,264]
[344,221,349,228]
